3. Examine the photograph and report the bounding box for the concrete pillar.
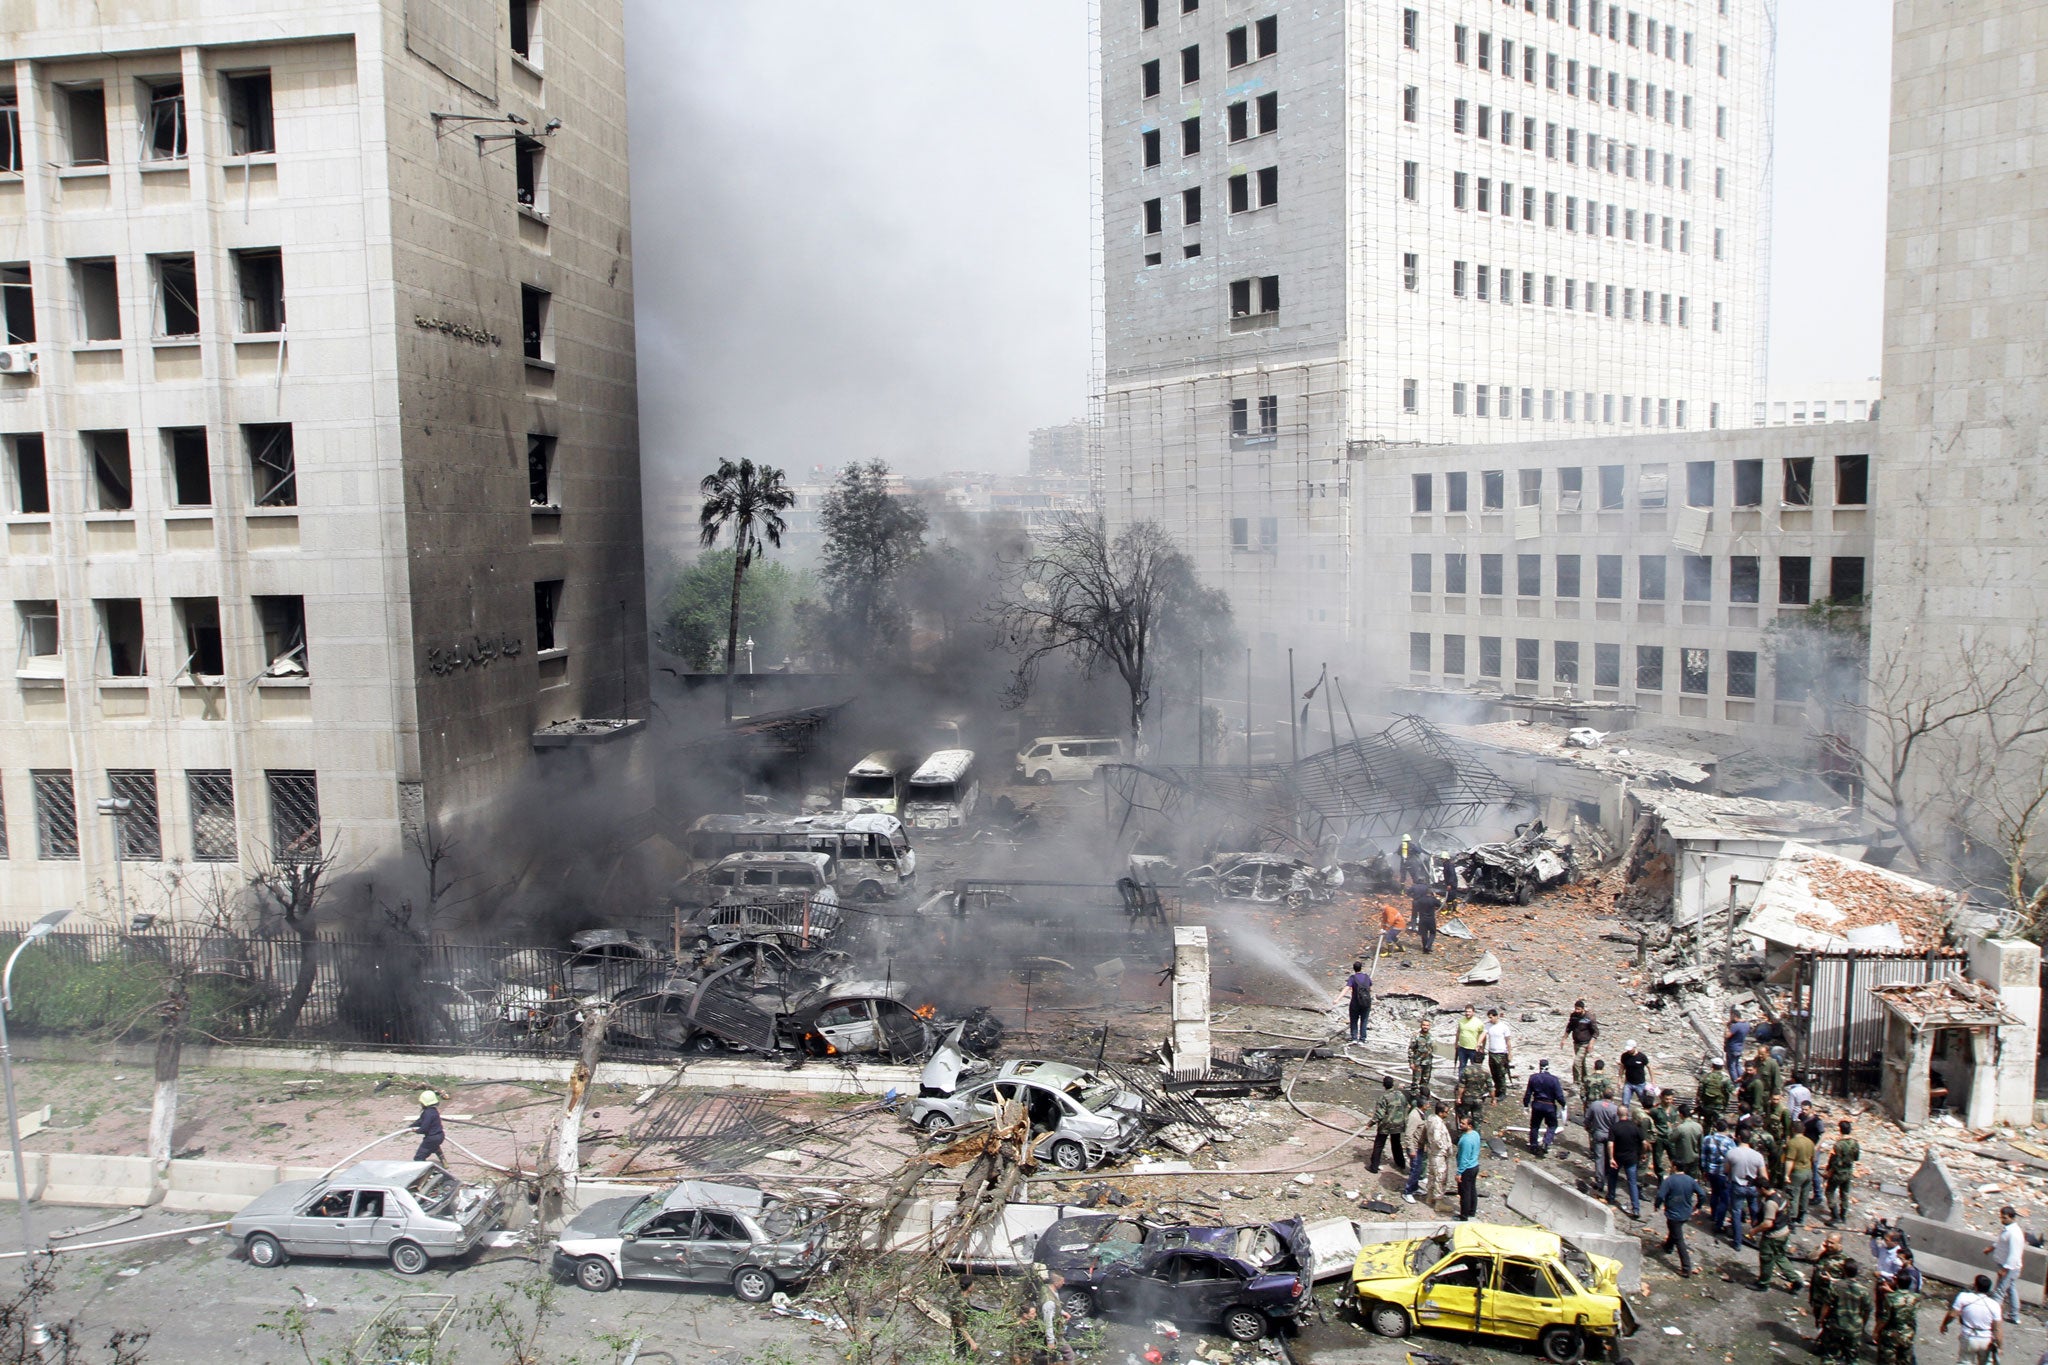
[1965,933,2041,1125]
[1169,925,1211,1079]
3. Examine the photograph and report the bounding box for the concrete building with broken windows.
[1360,421,1877,735]
[0,0,646,914]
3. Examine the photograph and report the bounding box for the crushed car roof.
[658,1179,773,1215]
[331,1160,440,1185]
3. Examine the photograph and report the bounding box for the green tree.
[655,551,809,669]
[819,460,928,667]
[698,458,796,722]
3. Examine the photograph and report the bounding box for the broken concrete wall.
[1963,932,2042,1126]
[1169,925,1212,1078]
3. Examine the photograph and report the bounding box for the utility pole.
[1196,650,1205,768]
[1244,648,1253,768]
[1287,649,1299,765]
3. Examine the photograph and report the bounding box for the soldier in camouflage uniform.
[1757,1047,1783,1097]
[1753,1183,1803,1293]
[1750,1120,1783,1186]
[1697,1058,1734,1131]
[1740,1060,1771,1116]
[1409,1018,1436,1099]
[1367,1076,1411,1174]
[1872,1272,1922,1365]
[1808,1233,1848,1333]
[1645,1091,1677,1180]
[1825,1119,1861,1226]
[1816,1261,1871,1364]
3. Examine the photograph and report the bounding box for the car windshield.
[619,1193,662,1233]
[1409,1235,1452,1275]
[1072,1078,1123,1113]
[756,1196,822,1239]
[1555,1245,1593,1293]
[845,774,895,799]
[408,1167,459,1215]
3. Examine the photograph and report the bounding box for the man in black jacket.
[411,1089,446,1165]
[1522,1059,1566,1155]
[1607,1108,1646,1218]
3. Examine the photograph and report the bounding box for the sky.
[626,2,1891,494]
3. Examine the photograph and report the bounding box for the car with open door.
[551,1179,830,1301]
[907,1059,1144,1171]
[229,1161,503,1276]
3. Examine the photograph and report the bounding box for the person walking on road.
[1696,1057,1733,1131]
[1455,1115,1482,1221]
[1701,1118,1736,1237]
[1725,1007,1752,1079]
[1607,1106,1645,1219]
[1815,1259,1871,1364]
[411,1089,446,1165]
[1987,1204,2026,1325]
[1367,1076,1410,1175]
[1784,1124,1817,1222]
[1725,1133,1767,1250]
[1753,1182,1802,1293]
[1483,1009,1514,1101]
[1522,1059,1566,1155]
[1872,1269,1922,1365]
[1454,1005,1485,1079]
[1619,1040,1653,1110]
[1939,1274,2002,1365]
[1824,1120,1860,1226]
[1341,961,1373,1043]
[1653,1165,1703,1276]
[1564,1001,1600,1098]
[1409,880,1440,955]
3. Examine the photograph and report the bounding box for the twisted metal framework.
[1100,714,1520,852]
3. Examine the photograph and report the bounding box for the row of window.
[1445,103,1717,204]
[0,72,274,177]
[1452,25,1717,134]
[5,428,296,514]
[0,251,284,346]
[1136,15,1277,95]
[0,767,318,865]
[1140,168,1279,233]
[15,594,305,681]
[1407,636,1771,699]
[1408,552,1867,606]
[1440,174,1719,261]
[1410,456,1871,513]
[1441,385,1695,428]
[1448,265,1706,328]
[1139,93,1279,167]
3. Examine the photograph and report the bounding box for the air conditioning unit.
[0,346,38,375]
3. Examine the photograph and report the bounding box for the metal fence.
[0,924,660,1059]
[1778,949,1967,1096]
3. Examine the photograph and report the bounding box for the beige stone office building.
[0,0,646,914]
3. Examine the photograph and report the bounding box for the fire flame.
[913,1004,937,1020]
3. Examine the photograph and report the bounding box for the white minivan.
[1012,736,1126,785]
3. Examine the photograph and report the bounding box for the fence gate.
[1783,949,1968,1096]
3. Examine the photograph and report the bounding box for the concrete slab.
[43,1154,154,1208]
[0,1151,47,1202]
[1899,1213,2047,1304]
[1304,1216,1362,1281]
[1507,1159,1617,1236]
[1909,1149,1960,1222]
[161,1159,285,1214]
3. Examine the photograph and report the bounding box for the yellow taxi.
[1349,1222,1637,1362]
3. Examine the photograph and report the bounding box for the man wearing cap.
[1522,1058,1566,1155]
[411,1090,446,1165]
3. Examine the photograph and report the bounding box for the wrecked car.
[610,967,934,1061]
[909,1059,1144,1171]
[1449,822,1577,905]
[668,851,842,917]
[230,1160,503,1276]
[1043,1214,1311,1342]
[793,981,937,1060]
[552,1179,831,1301]
[1350,1222,1634,1362]
[560,929,667,995]
[1182,853,1343,908]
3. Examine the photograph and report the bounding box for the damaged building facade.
[0,0,647,913]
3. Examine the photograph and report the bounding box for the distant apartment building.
[1361,423,1876,733]
[1100,0,1775,663]
[0,0,646,913]
[1755,380,1880,428]
[925,471,1095,537]
[1028,421,1092,478]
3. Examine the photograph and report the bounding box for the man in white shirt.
[1483,1010,1515,1101]
[1986,1204,2027,1324]
[1941,1273,2003,1364]
[1723,1137,1766,1250]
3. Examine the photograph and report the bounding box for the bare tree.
[247,843,338,1038]
[991,518,1233,744]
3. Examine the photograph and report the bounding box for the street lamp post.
[2,909,72,1342]
[94,796,131,920]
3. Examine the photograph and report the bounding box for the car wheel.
[856,880,884,902]
[1057,1287,1095,1319]
[575,1256,617,1293]
[1365,1301,1411,1339]
[731,1266,776,1303]
[388,1240,431,1276]
[1049,1139,1088,1171]
[1222,1308,1268,1342]
[688,1032,721,1054]
[1515,876,1536,905]
[244,1232,286,1269]
[1538,1326,1586,1363]
[920,1112,956,1135]
[1033,769,1052,786]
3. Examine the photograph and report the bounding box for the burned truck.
[1448,822,1577,905]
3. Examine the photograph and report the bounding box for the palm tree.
[698,458,796,722]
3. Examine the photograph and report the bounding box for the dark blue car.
[1035,1215,1310,1342]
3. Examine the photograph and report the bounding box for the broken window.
[1479,554,1503,596]
[33,770,78,860]
[1598,464,1624,510]
[1729,556,1760,603]
[534,578,563,651]
[1727,651,1758,699]
[1636,463,1668,508]
[153,254,199,337]
[1257,395,1277,432]
[521,284,551,361]
[1258,516,1277,550]
[256,594,308,676]
[1775,651,1812,702]
[1180,117,1200,156]
[1143,198,1162,233]
[1596,554,1622,599]
[510,0,541,62]
[265,769,321,861]
[96,598,146,676]
[1142,0,1159,28]
[175,597,223,678]
[1,263,33,343]
[515,135,547,213]
[1680,648,1710,695]
[1181,45,1199,84]
[1557,467,1583,511]
[1480,470,1504,510]
[1230,517,1247,550]
[1594,642,1621,688]
[1228,398,1248,435]
[528,433,557,506]
[1516,638,1539,682]
[1443,635,1466,674]
[166,428,210,506]
[1227,275,1279,318]
[1142,128,1161,166]
[1227,26,1249,66]
[1409,632,1430,672]
[107,770,161,860]
[1410,553,1431,593]
[86,431,132,511]
[1445,471,1468,513]
[1257,15,1278,56]
[1227,102,1248,142]
[1477,636,1502,679]
[1182,186,1201,224]
[1733,458,1763,507]
[1517,554,1541,596]
[1444,553,1467,594]
[9,436,48,514]
[234,249,285,333]
[1830,556,1866,603]
[1257,92,1278,134]
[1638,555,1666,601]
[1229,174,1249,214]
[1141,59,1160,98]
[1554,640,1580,684]
[1778,556,1811,605]
[1411,474,1432,513]
[0,89,19,174]
[73,258,120,340]
[62,84,108,165]
[143,78,186,160]
[1258,165,1278,207]
[1518,468,1542,507]
[1685,460,1714,507]
[225,71,274,154]
[17,599,59,677]
[187,770,236,862]
[1683,554,1712,601]
[1635,645,1664,691]
[1835,454,1869,506]
[1782,457,1813,506]
[247,423,296,506]
[1556,554,1581,597]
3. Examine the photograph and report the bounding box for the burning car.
[908,1059,1144,1171]
[229,1161,503,1276]
[1040,1213,1311,1341]
[609,964,936,1061]
[1182,853,1344,908]
[1449,822,1577,905]
[551,1179,831,1301]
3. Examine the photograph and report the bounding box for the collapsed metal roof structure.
[1100,714,1522,852]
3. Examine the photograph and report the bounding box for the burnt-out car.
[909,1060,1145,1171]
[229,1161,503,1276]
[1451,822,1577,905]
[1182,854,1343,908]
[1040,1214,1311,1341]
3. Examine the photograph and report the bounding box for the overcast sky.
[626,2,1890,489]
